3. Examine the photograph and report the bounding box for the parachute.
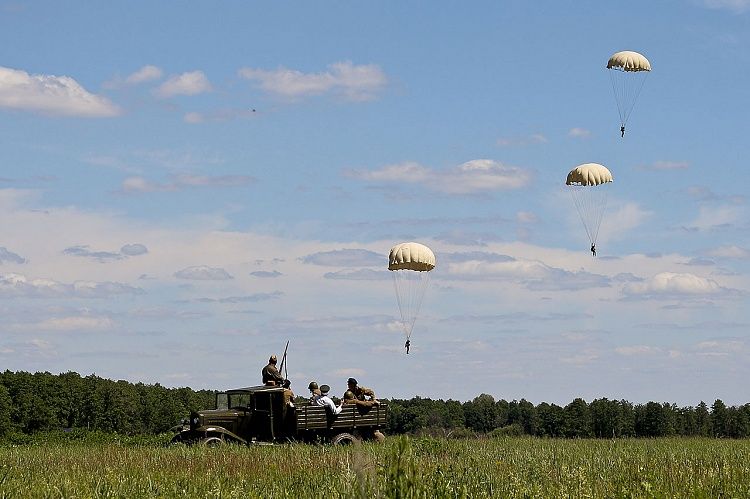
[566,163,613,247]
[388,242,435,352]
[606,50,651,134]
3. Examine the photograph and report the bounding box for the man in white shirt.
[313,384,342,415]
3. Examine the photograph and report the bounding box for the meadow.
[1,435,750,498]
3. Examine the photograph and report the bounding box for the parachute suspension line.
[569,188,595,245]
[609,69,649,128]
[569,186,609,246]
[391,270,430,341]
[589,190,609,245]
[609,70,626,127]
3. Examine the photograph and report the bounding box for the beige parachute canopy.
[388,242,436,272]
[607,51,651,72]
[566,163,614,187]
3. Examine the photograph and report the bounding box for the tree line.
[390,394,750,438]
[0,370,213,437]
[1,370,749,439]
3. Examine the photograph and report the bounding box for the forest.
[2,370,749,439]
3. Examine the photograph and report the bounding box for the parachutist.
[405,339,410,354]
[620,126,625,137]
[591,244,596,257]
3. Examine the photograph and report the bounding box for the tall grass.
[1,436,750,497]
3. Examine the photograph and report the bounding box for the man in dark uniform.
[262,355,284,386]
[346,377,377,403]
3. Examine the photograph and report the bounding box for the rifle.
[278,340,289,381]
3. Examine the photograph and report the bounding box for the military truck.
[171,385,388,445]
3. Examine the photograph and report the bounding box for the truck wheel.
[331,433,360,446]
[201,436,224,447]
[169,433,186,445]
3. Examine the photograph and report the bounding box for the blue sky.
[1,1,749,405]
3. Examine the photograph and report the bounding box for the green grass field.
[2,436,750,498]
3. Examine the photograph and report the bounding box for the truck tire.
[169,433,186,445]
[331,432,360,446]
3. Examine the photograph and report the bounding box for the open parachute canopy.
[566,164,613,246]
[606,51,651,72]
[606,50,651,131]
[388,242,436,271]
[388,242,435,347]
[566,163,614,186]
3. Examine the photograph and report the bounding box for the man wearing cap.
[346,378,377,403]
[308,381,322,403]
[262,355,285,386]
[313,384,342,415]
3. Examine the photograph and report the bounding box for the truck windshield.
[228,392,251,409]
[216,393,228,410]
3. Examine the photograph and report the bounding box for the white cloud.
[332,367,366,378]
[324,269,390,281]
[301,249,382,267]
[596,202,652,242]
[121,243,148,256]
[122,174,255,193]
[568,128,591,138]
[0,66,120,117]
[615,345,661,356]
[707,245,750,259]
[194,292,283,303]
[700,0,750,13]
[686,204,742,231]
[15,315,115,332]
[444,255,610,290]
[62,243,148,261]
[238,61,387,101]
[63,245,124,262]
[559,352,599,365]
[347,159,531,195]
[496,133,547,147]
[125,65,163,85]
[622,272,727,298]
[516,211,538,224]
[154,71,212,98]
[249,270,283,278]
[174,266,233,280]
[0,272,143,298]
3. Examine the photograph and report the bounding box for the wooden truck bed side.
[294,403,388,431]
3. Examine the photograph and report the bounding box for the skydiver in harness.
[591,243,596,257]
[620,125,625,137]
[404,339,411,354]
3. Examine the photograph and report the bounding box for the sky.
[1,1,749,406]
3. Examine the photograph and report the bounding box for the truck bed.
[294,402,388,431]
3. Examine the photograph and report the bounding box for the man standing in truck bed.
[262,355,284,386]
[346,377,377,402]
